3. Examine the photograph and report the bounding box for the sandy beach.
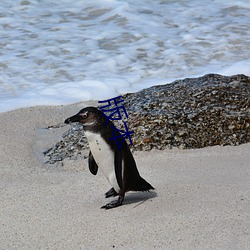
[0,103,249,249]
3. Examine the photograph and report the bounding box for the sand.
[0,103,249,249]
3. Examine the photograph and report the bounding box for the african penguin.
[65,107,154,209]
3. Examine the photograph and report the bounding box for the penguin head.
[65,107,106,130]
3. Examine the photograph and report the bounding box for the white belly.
[85,131,120,193]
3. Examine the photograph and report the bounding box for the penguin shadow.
[122,190,157,208]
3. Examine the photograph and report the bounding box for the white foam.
[0,0,250,112]
[218,60,250,76]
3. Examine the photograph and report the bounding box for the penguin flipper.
[114,148,124,190]
[88,151,98,175]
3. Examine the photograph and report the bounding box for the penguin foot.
[105,187,118,198]
[101,196,124,209]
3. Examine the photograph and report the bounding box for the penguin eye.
[79,112,88,119]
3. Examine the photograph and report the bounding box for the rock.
[43,74,250,163]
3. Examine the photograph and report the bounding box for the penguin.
[65,107,154,209]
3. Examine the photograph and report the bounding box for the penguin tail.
[132,176,154,192]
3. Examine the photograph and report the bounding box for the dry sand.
[0,103,249,249]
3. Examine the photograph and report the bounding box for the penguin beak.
[64,114,81,124]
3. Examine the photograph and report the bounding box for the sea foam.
[0,0,249,112]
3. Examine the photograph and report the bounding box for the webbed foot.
[101,196,124,209]
[105,187,118,198]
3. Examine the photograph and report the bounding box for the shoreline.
[0,103,249,249]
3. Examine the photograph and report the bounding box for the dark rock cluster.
[43,74,250,163]
[125,74,250,150]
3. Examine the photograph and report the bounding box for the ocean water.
[0,0,250,112]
